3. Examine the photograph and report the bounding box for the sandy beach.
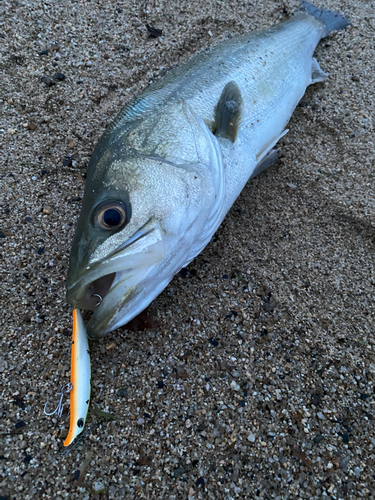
[1,0,374,498]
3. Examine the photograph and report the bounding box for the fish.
[66,2,348,339]
[64,309,91,446]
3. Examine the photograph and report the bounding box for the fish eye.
[77,418,84,428]
[94,201,127,231]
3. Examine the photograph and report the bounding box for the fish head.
[66,141,217,339]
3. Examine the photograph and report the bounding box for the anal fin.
[214,81,243,142]
[311,58,328,84]
[250,148,279,179]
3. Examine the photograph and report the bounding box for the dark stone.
[313,435,324,444]
[72,470,80,480]
[157,381,164,388]
[179,268,188,277]
[342,434,349,443]
[63,156,72,166]
[311,393,321,405]
[196,477,205,487]
[172,466,185,477]
[13,396,26,410]
[239,400,246,407]
[359,393,368,400]
[24,217,32,222]
[0,233,4,238]
[39,50,49,55]
[15,420,26,429]
[41,75,55,87]
[209,337,219,347]
[222,274,228,279]
[54,72,65,81]
[37,247,44,255]
[147,24,163,38]
[117,388,128,397]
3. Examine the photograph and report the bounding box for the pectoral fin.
[214,81,243,142]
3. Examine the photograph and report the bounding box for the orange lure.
[64,309,91,446]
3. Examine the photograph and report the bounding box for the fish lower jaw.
[86,275,172,340]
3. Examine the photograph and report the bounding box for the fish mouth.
[66,220,166,339]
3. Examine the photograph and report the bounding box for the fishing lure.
[64,309,91,446]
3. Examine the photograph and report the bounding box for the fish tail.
[301,1,349,35]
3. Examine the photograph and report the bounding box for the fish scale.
[109,14,324,223]
[67,3,349,339]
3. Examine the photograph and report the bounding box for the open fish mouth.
[66,220,166,338]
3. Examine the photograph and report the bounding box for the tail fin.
[301,1,349,35]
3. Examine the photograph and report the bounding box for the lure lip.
[64,309,91,447]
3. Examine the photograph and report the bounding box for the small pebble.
[247,433,256,443]
[313,435,324,443]
[342,433,349,443]
[92,482,106,493]
[63,156,72,166]
[41,76,55,87]
[54,72,65,81]
[230,380,240,391]
[43,206,53,215]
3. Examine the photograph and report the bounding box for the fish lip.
[66,220,166,322]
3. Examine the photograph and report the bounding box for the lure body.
[64,309,91,446]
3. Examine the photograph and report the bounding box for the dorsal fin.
[214,81,243,142]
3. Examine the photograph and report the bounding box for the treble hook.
[44,382,73,418]
[92,293,102,307]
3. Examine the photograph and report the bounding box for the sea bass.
[66,2,348,339]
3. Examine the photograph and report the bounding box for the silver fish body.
[66,4,348,338]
